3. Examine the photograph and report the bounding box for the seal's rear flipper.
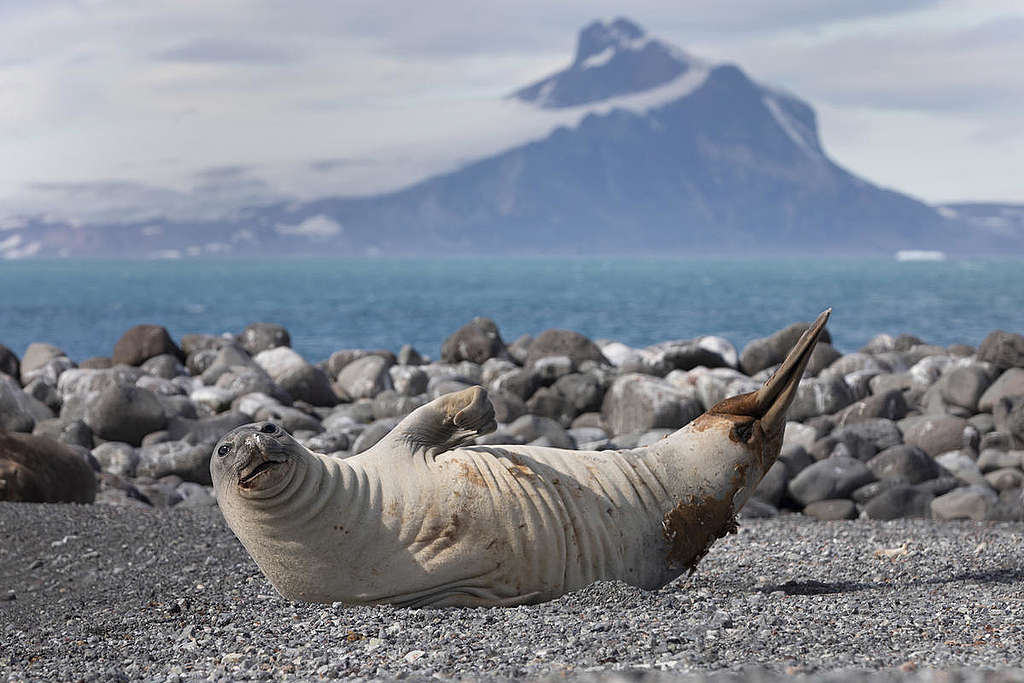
[388,386,497,457]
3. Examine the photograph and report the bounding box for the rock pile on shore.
[1,318,1022,522]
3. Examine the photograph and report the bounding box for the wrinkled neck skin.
[218,450,382,602]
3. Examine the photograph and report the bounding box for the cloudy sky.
[1,0,1021,223]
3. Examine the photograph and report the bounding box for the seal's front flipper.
[390,386,497,457]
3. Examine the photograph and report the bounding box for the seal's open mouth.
[239,460,280,487]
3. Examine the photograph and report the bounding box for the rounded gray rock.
[866,444,940,484]
[525,329,608,371]
[111,325,184,366]
[931,485,998,520]
[334,354,394,401]
[84,385,167,445]
[238,322,291,355]
[788,454,876,506]
[976,329,1024,369]
[601,373,703,437]
[441,317,507,365]
[902,415,969,457]
[862,484,934,520]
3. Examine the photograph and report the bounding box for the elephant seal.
[212,310,830,607]
[0,431,97,503]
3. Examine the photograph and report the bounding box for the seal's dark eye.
[217,444,231,456]
[261,423,278,434]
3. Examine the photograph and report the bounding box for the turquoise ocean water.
[0,258,1021,363]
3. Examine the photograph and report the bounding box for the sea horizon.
[2,256,1022,364]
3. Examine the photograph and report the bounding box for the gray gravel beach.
[2,503,1022,681]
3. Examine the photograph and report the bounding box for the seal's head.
[211,421,302,499]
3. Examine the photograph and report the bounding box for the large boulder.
[199,344,257,385]
[136,439,214,484]
[866,445,940,484]
[835,390,908,426]
[84,385,168,445]
[441,317,507,365]
[0,431,96,503]
[740,320,831,376]
[215,365,289,404]
[334,354,394,400]
[787,455,875,506]
[976,330,1024,370]
[978,368,1024,413]
[787,376,855,421]
[0,374,54,432]
[20,342,66,385]
[862,484,934,520]
[646,336,738,371]
[389,366,429,397]
[553,372,605,415]
[505,415,575,449]
[831,419,903,452]
[931,485,998,521]
[253,346,336,406]
[938,365,995,413]
[112,325,185,366]
[166,411,250,445]
[601,374,703,436]
[238,322,291,355]
[57,366,144,400]
[901,415,969,457]
[526,329,608,371]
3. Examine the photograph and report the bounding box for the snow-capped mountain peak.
[514,18,703,109]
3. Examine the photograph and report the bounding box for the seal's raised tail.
[706,308,830,433]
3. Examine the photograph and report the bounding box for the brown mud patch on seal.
[661,493,738,574]
[662,462,748,573]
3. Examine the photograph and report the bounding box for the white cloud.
[0,0,1020,214]
[275,214,343,238]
